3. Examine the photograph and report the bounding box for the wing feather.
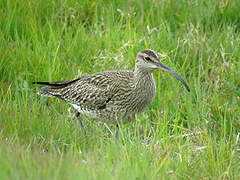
[33,71,134,110]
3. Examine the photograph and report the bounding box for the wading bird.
[33,49,190,139]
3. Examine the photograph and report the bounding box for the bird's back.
[36,70,142,122]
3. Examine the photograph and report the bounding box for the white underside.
[70,104,98,118]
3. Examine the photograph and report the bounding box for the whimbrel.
[33,49,190,138]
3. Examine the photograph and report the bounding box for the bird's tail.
[32,82,60,97]
[32,78,81,97]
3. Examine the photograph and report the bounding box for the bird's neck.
[133,67,156,110]
[133,67,155,89]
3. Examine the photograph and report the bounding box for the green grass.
[0,0,239,179]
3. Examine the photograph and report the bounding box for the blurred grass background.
[0,0,239,179]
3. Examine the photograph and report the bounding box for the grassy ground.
[0,0,239,179]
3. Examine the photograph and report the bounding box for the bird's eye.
[145,57,152,61]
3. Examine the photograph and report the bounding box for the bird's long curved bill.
[157,62,190,92]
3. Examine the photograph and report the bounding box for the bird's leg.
[75,110,86,135]
[115,123,119,143]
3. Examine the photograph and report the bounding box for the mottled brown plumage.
[33,49,190,125]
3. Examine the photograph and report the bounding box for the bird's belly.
[107,97,150,116]
[70,104,99,118]
[70,103,125,121]
[70,92,154,122]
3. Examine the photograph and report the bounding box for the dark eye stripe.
[145,57,152,62]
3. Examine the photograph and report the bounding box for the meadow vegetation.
[0,0,239,179]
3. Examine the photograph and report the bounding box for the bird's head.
[136,49,190,92]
